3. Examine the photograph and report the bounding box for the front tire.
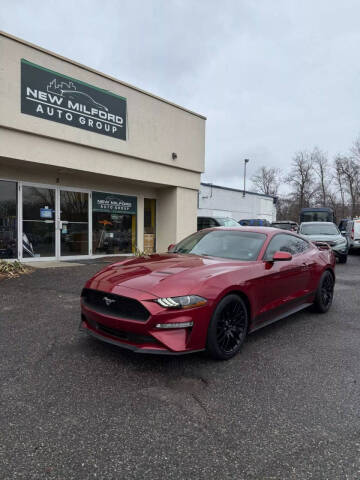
[206,294,248,360]
[312,270,334,313]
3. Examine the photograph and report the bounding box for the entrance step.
[23,261,84,269]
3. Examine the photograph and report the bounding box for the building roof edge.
[200,182,277,199]
[0,30,207,121]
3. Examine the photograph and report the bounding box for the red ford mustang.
[80,227,336,360]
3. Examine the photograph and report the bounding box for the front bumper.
[79,318,204,355]
[331,244,348,257]
[80,288,211,355]
[350,239,360,250]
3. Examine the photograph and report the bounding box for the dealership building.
[0,31,206,261]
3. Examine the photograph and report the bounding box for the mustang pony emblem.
[103,297,116,307]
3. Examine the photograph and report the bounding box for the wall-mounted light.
[172,152,178,160]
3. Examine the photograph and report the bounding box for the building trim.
[1,125,204,177]
[0,30,206,120]
[200,182,277,200]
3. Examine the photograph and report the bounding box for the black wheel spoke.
[321,275,334,307]
[216,298,247,354]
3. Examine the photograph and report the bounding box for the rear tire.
[312,270,334,313]
[206,294,248,360]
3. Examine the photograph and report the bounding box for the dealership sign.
[92,192,137,214]
[21,59,127,140]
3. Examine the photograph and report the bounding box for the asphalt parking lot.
[1,254,360,480]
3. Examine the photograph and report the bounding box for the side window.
[202,218,211,229]
[264,234,294,260]
[265,234,310,260]
[289,236,309,254]
[198,218,217,230]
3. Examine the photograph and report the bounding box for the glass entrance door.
[22,185,56,258]
[60,190,89,256]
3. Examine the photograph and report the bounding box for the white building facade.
[198,183,277,223]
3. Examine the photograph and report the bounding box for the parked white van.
[339,218,360,251]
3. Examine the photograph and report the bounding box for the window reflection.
[93,212,135,254]
[22,186,56,258]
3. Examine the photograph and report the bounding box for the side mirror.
[341,230,347,235]
[168,244,176,252]
[273,251,292,262]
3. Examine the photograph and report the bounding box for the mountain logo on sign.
[47,78,109,112]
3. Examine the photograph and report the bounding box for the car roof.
[272,220,298,224]
[197,216,239,222]
[299,221,335,226]
[300,207,333,211]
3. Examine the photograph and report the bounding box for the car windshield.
[300,224,339,236]
[216,218,240,227]
[173,230,266,261]
[301,211,332,222]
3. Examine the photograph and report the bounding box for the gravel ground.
[1,254,360,480]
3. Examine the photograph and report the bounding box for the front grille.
[81,288,150,321]
[85,316,158,344]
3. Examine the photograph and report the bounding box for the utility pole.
[243,159,250,197]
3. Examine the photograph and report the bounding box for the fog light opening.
[155,321,194,329]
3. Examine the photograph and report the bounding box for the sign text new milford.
[92,192,137,214]
[21,59,127,140]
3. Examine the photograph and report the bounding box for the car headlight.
[155,295,207,309]
[336,238,347,245]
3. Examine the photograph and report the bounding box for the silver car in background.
[299,221,349,263]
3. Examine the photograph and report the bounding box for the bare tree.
[350,136,360,165]
[336,155,359,216]
[334,156,346,218]
[311,147,330,206]
[285,151,316,212]
[251,166,281,196]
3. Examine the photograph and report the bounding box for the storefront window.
[0,180,17,259]
[92,192,137,255]
[23,186,56,258]
[144,198,156,254]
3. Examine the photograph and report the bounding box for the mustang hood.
[88,253,253,298]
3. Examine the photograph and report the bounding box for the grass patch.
[0,260,33,279]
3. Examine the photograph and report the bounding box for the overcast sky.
[1,0,360,193]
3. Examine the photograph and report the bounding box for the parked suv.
[299,221,349,263]
[338,218,360,252]
[197,216,240,231]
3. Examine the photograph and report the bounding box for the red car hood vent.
[91,254,252,297]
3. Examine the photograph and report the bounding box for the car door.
[253,233,311,327]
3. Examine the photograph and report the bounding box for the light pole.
[243,158,249,197]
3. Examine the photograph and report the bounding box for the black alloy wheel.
[206,294,248,360]
[312,270,334,313]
